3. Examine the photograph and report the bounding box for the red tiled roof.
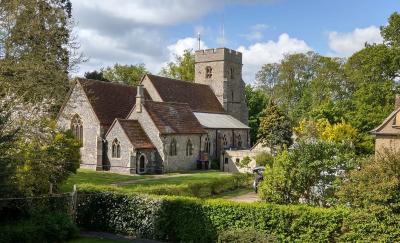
[117,119,155,149]
[146,74,225,113]
[143,101,206,135]
[77,78,150,126]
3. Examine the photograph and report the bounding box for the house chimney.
[396,94,400,110]
[135,85,144,113]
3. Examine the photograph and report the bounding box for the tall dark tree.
[257,102,292,152]
[0,0,82,110]
[245,85,268,145]
[84,70,109,82]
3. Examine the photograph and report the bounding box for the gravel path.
[229,192,260,202]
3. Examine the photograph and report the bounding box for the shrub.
[217,229,275,243]
[76,186,354,242]
[336,150,400,211]
[210,159,220,170]
[255,152,273,166]
[0,212,78,243]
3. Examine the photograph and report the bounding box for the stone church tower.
[194,48,249,125]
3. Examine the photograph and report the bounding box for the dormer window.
[205,66,213,79]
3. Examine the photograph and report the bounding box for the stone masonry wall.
[105,121,134,174]
[57,82,102,170]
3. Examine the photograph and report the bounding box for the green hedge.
[75,185,400,242]
[0,212,79,243]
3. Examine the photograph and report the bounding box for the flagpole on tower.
[197,32,201,50]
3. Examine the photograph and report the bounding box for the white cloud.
[167,37,208,61]
[237,33,312,83]
[242,24,269,41]
[328,26,383,56]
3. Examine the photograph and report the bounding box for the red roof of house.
[143,101,206,135]
[146,74,225,113]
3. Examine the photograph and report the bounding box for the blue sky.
[71,0,399,83]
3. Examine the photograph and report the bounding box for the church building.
[57,48,250,174]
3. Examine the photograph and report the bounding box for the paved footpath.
[229,192,260,202]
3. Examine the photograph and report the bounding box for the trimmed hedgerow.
[78,185,397,242]
[0,212,78,243]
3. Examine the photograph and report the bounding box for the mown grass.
[61,169,152,192]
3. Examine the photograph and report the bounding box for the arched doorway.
[138,155,146,174]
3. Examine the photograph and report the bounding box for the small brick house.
[57,48,251,174]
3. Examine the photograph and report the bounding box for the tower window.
[205,66,213,79]
[230,67,234,79]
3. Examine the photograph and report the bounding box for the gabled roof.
[117,119,155,149]
[145,74,225,113]
[77,78,150,126]
[143,101,206,135]
[193,112,249,129]
[371,106,400,135]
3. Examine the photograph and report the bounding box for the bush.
[255,152,273,166]
[218,229,275,243]
[210,159,220,170]
[76,186,354,242]
[0,212,78,243]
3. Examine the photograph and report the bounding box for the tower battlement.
[195,48,242,63]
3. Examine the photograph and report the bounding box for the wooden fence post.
[71,184,77,222]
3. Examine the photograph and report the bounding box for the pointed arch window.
[205,66,213,79]
[169,138,177,156]
[186,139,193,156]
[204,135,211,154]
[71,114,83,143]
[237,134,242,148]
[223,134,228,148]
[112,139,121,158]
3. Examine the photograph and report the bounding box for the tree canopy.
[160,49,195,81]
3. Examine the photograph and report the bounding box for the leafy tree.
[0,106,19,198]
[294,118,358,143]
[0,94,80,197]
[381,12,400,47]
[259,140,356,206]
[245,85,268,144]
[0,0,82,110]
[257,102,292,153]
[336,149,400,211]
[15,124,80,195]
[102,63,148,86]
[160,49,195,81]
[84,70,109,82]
[344,44,400,133]
[254,152,273,167]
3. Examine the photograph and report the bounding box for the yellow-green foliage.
[295,118,357,143]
